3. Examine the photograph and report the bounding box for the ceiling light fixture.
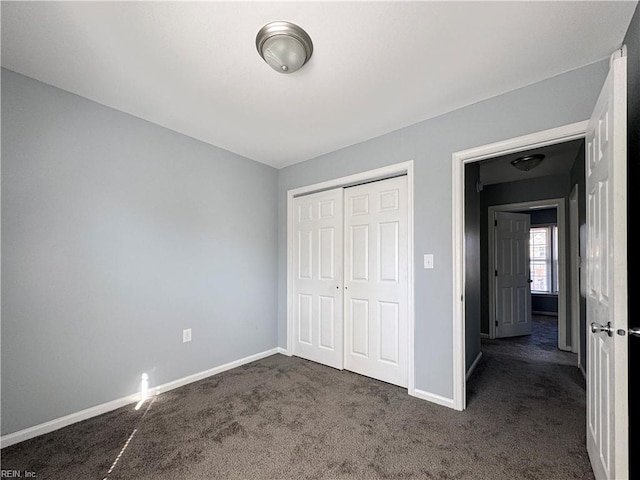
[256,21,313,74]
[511,154,545,171]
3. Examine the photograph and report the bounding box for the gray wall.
[623,3,639,476]
[278,60,609,399]
[1,69,279,435]
[532,294,558,315]
[527,207,557,225]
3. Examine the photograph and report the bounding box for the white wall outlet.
[423,254,434,269]
[183,328,192,343]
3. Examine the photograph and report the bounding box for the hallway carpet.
[1,316,592,479]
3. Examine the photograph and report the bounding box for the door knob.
[629,328,640,338]
[590,321,614,337]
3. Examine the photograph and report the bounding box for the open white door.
[586,51,628,480]
[292,188,344,370]
[494,211,532,338]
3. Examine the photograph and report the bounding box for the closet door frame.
[286,161,415,395]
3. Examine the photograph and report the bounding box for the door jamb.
[487,200,567,349]
[452,121,588,411]
[286,161,415,395]
[569,184,581,358]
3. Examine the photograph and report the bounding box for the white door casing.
[286,161,415,394]
[454,123,588,411]
[292,188,344,369]
[586,51,628,480]
[289,169,412,390]
[344,176,409,388]
[494,211,532,338]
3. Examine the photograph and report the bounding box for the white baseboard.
[0,393,140,450]
[152,348,279,395]
[276,347,291,356]
[1,347,281,449]
[410,388,455,409]
[466,351,483,381]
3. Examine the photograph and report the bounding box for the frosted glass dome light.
[510,154,545,171]
[256,21,313,74]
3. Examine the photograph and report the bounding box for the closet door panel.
[344,176,408,387]
[292,189,344,369]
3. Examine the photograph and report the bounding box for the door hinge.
[495,320,498,327]
[494,269,498,277]
[494,219,498,227]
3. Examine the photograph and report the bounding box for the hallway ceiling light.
[511,154,545,171]
[256,21,313,74]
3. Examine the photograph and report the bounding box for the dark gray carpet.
[1,316,592,479]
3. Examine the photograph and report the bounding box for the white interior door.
[292,188,344,370]
[344,176,408,387]
[586,51,628,480]
[494,211,532,338]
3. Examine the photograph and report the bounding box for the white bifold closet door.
[344,176,408,388]
[292,175,408,388]
[292,188,344,369]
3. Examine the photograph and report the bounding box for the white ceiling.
[1,1,636,169]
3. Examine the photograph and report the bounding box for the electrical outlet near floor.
[183,328,192,343]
